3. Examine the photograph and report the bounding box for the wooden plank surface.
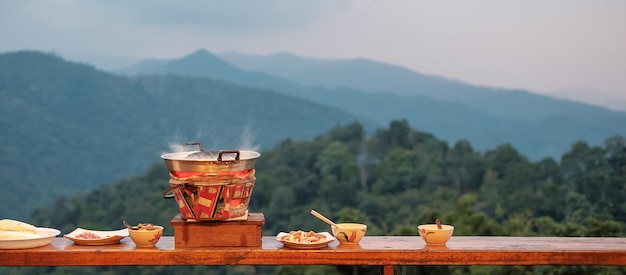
[1,236,625,266]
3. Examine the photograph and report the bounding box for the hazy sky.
[1,0,625,110]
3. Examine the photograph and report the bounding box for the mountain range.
[0,50,368,219]
[119,49,626,160]
[2,48,625,219]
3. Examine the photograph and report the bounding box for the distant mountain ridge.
[219,51,623,123]
[118,49,626,160]
[219,51,478,100]
[0,50,371,219]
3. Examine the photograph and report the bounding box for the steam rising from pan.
[163,124,260,157]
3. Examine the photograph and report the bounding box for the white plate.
[0,227,61,249]
[64,228,128,245]
[276,232,335,249]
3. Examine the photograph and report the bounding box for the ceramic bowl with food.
[418,224,454,246]
[128,224,163,247]
[331,223,367,245]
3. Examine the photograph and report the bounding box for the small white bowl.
[418,224,454,246]
[331,223,367,245]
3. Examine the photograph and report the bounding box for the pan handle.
[218,150,240,161]
[183,142,203,152]
[163,185,179,199]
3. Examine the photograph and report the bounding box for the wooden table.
[2,236,626,275]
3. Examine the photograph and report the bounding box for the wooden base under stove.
[170,213,264,248]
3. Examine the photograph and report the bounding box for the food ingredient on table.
[0,219,37,233]
[280,230,327,244]
[75,231,102,239]
[0,219,42,240]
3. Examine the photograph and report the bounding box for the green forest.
[0,51,369,219]
[5,120,626,275]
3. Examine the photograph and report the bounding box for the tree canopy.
[16,119,626,275]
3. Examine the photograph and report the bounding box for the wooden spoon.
[123,220,138,230]
[435,219,443,229]
[311,210,339,228]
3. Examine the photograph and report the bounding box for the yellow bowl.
[418,224,454,246]
[128,225,163,247]
[331,223,367,245]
